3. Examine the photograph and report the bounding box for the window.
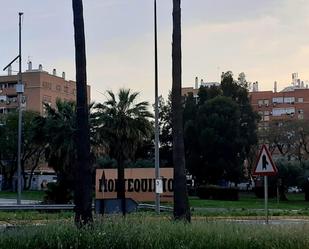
[56,85,61,91]
[272,107,295,116]
[286,107,295,115]
[272,97,283,104]
[258,100,263,107]
[264,116,270,121]
[298,97,304,103]
[43,95,52,103]
[64,86,68,93]
[284,97,295,104]
[0,96,6,102]
[264,111,270,116]
[264,99,269,106]
[42,82,52,89]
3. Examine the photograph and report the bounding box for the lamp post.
[154,0,160,214]
[3,13,24,204]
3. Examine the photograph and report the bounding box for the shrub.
[196,185,239,201]
[254,186,276,199]
[43,182,72,204]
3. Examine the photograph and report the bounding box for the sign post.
[264,175,268,223]
[253,144,278,224]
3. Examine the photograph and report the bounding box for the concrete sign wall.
[96,168,174,202]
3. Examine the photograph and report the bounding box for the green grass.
[189,192,308,210]
[0,191,45,201]
[0,211,73,223]
[0,218,308,249]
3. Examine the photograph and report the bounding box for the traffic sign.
[253,144,278,176]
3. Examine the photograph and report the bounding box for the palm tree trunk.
[72,0,93,226]
[172,0,191,222]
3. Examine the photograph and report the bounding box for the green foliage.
[96,156,117,169]
[34,100,85,203]
[157,94,173,166]
[276,160,304,187]
[0,219,308,249]
[197,185,239,201]
[0,111,45,190]
[184,72,258,184]
[43,182,73,204]
[93,89,153,166]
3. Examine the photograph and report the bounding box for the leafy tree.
[199,96,242,183]
[275,159,305,201]
[93,89,153,215]
[157,95,173,166]
[184,71,259,185]
[0,111,45,190]
[172,0,191,222]
[72,0,93,226]
[264,120,309,162]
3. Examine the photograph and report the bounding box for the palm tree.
[72,0,92,226]
[93,89,153,215]
[38,100,76,203]
[172,0,191,222]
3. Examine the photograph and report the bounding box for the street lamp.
[3,12,24,205]
[154,0,160,214]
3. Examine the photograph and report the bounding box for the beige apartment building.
[0,62,90,115]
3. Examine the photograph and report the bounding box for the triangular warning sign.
[253,144,278,176]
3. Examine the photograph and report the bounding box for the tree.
[157,95,173,167]
[184,71,259,185]
[172,0,191,222]
[0,111,45,190]
[72,0,93,226]
[93,89,153,215]
[197,97,242,183]
[38,101,76,197]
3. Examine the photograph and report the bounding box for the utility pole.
[154,0,160,214]
[3,13,24,204]
[16,12,24,205]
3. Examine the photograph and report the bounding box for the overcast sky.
[1,0,309,104]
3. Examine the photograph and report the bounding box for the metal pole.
[17,12,24,205]
[154,0,160,214]
[264,175,268,224]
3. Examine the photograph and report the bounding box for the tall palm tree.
[38,100,76,203]
[72,0,93,225]
[172,0,191,222]
[93,89,153,215]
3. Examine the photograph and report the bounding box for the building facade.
[0,63,90,115]
[249,88,309,130]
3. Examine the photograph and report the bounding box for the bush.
[254,186,276,199]
[196,185,239,201]
[304,179,309,201]
[43,182,72,204]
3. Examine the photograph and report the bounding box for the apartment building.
[0,62,90,115]
[250,76,309,130]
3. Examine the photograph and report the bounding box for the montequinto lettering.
[99,178,173,193]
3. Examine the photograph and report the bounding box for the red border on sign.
[252,144,278,176]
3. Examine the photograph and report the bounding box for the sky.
[1,0,309,104]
